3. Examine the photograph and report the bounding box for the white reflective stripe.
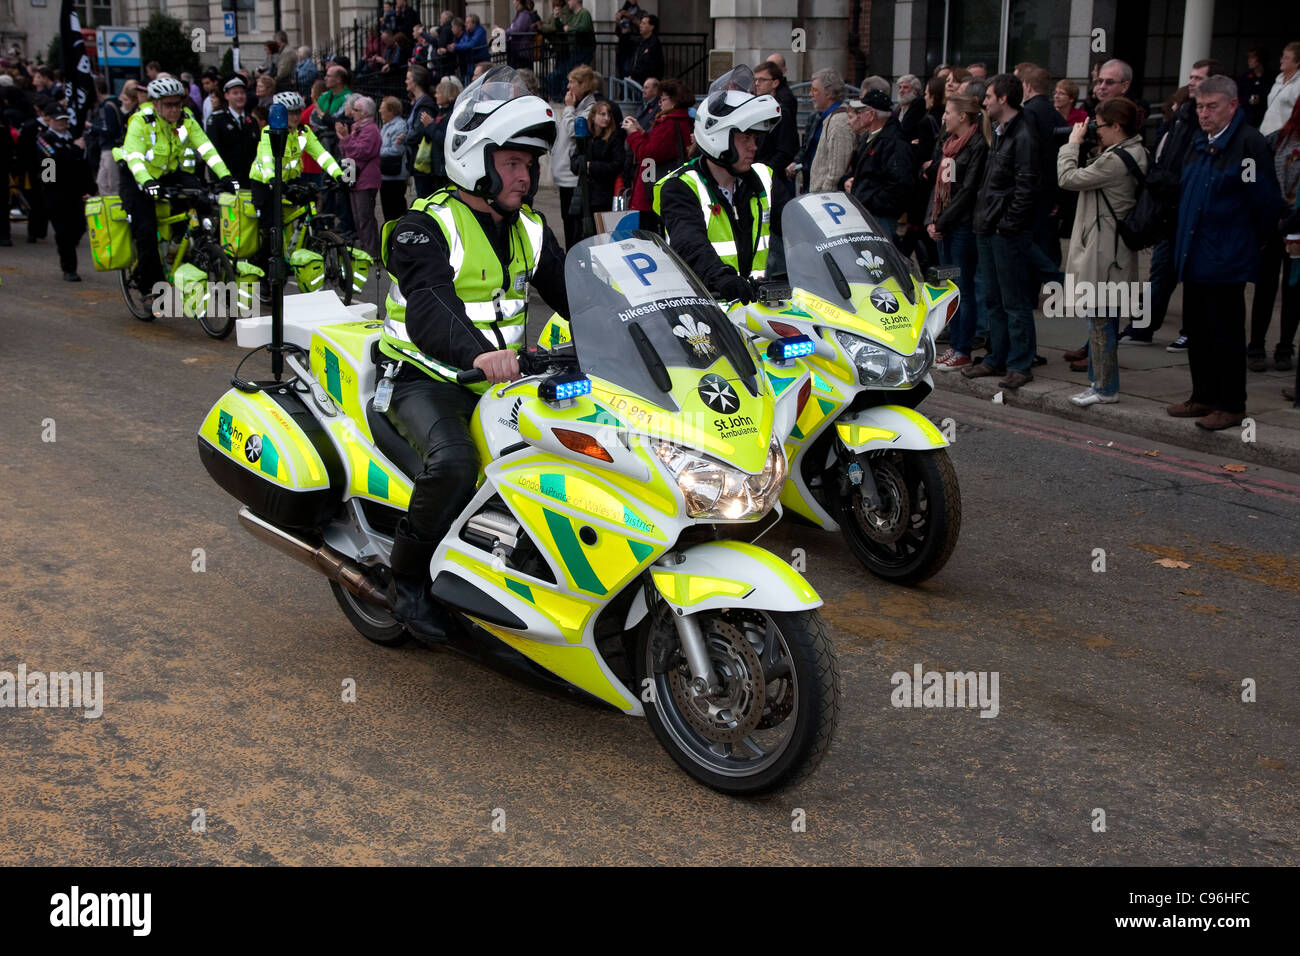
[754,163,773,197]
[464,300,528,322]
[756,235,771,251]
[125,151,146,162]
[713,240,738,255]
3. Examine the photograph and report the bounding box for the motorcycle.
[542,194,963,585]
[197,232,839,795]
[727,193,963,585]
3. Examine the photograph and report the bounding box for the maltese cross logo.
[856,251,885,275]
[673,313,715,357]
[870,288,900,313]
[698,373,738,413]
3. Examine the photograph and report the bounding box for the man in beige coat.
[1056,97,1148,406]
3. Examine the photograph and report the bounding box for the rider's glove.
[144,181,161,199]
[717,272,755,305]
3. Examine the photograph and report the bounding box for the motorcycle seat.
[365,398,424,480]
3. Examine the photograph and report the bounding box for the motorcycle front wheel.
[838,447,961,585]
[637,605,840,795]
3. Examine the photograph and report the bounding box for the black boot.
[389,519,450,644]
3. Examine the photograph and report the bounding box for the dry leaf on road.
[1144,449,1159,457]
[1222,464,1246,473]
[1154,558,1191,569]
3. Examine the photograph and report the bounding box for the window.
[74,0,113,29]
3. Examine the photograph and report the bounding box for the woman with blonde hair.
[556,63,611,244]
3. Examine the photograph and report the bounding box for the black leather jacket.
[972,110,1040,235]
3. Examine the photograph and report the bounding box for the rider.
[377,66,569,641]
[248,91,346,276]
[113,75,235,305]
[652,65,782,304]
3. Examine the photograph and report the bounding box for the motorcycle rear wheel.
[637,605,840,795]
[838,448,961,586]
[330,579,409,647]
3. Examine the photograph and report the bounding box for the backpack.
[1110,145,1169,251]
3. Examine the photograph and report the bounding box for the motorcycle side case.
[197,386,344,530]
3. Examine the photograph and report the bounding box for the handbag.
[380,152,403,176]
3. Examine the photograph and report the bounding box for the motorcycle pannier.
[219,189,260,258]
[84,195,134,271]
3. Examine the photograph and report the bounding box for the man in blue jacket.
[1167,75,1283,431]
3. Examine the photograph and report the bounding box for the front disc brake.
[855,456,911,544]
[668,620,766,744]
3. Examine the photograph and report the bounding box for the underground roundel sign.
[698,373,739,413]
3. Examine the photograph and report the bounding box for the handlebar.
[454,344,578,386]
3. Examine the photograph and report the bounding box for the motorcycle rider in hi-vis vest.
[652,65,783,305]
[248,91,345,277]
[377,66,569,641]
[112,75,235,308]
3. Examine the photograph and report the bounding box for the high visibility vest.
[112,103,230,186]
[378,188,546,393]
[250,126,343,182]
[652,160,772,279]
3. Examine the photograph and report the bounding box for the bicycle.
[119,184,251,340]
[275,178,372,306]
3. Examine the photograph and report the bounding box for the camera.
[1053,119,1097,136]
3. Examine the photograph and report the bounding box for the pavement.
[930,265,1300,475]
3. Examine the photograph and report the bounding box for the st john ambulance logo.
[698,373,738,413]
[672,313,715,357]
[870,288,899,313]
[243,433,262,463]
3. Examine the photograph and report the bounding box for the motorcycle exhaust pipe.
[236,507,392,609]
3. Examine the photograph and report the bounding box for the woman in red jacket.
[622,77,693,232]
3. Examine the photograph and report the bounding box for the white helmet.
[445,66,556,210]
[694,66,780,172]
[273,90,305,112]
[147,76,187,100]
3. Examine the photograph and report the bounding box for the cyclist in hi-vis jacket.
[113,75,234,306]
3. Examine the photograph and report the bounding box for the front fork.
[838,444,881,512]
[653,554,721,695]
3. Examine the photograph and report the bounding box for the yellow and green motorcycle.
[726,193,963,585]
[543,194,963,585]
[197,233,839,795]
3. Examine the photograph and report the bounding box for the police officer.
[35,103,95,280]
[652,65,782,303]
[378,66,568,640]
[205,76,260,183]
[248,90,345,283]
[113,76,234,306]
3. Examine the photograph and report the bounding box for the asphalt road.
[1,236,1297,865]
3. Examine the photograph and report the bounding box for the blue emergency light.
[767,335,815,362]
[540,374,592,404]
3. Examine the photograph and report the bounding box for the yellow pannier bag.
[84,195,134,271]
[219,190,260,258]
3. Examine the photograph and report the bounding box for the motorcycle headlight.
[654,438,787,520]
[835,329,935,387]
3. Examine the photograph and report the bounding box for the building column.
[1178,0,1214,90]
[1065,0,1094,93]
[712,0,800,83]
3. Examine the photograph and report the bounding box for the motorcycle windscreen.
[566,232,761,413]
[781,192,924,319]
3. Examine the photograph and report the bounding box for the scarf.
[931,123,978,223]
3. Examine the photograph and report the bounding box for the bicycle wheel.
[319,234,354,306]
[198,241,238,339]
[119,268,155,321]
